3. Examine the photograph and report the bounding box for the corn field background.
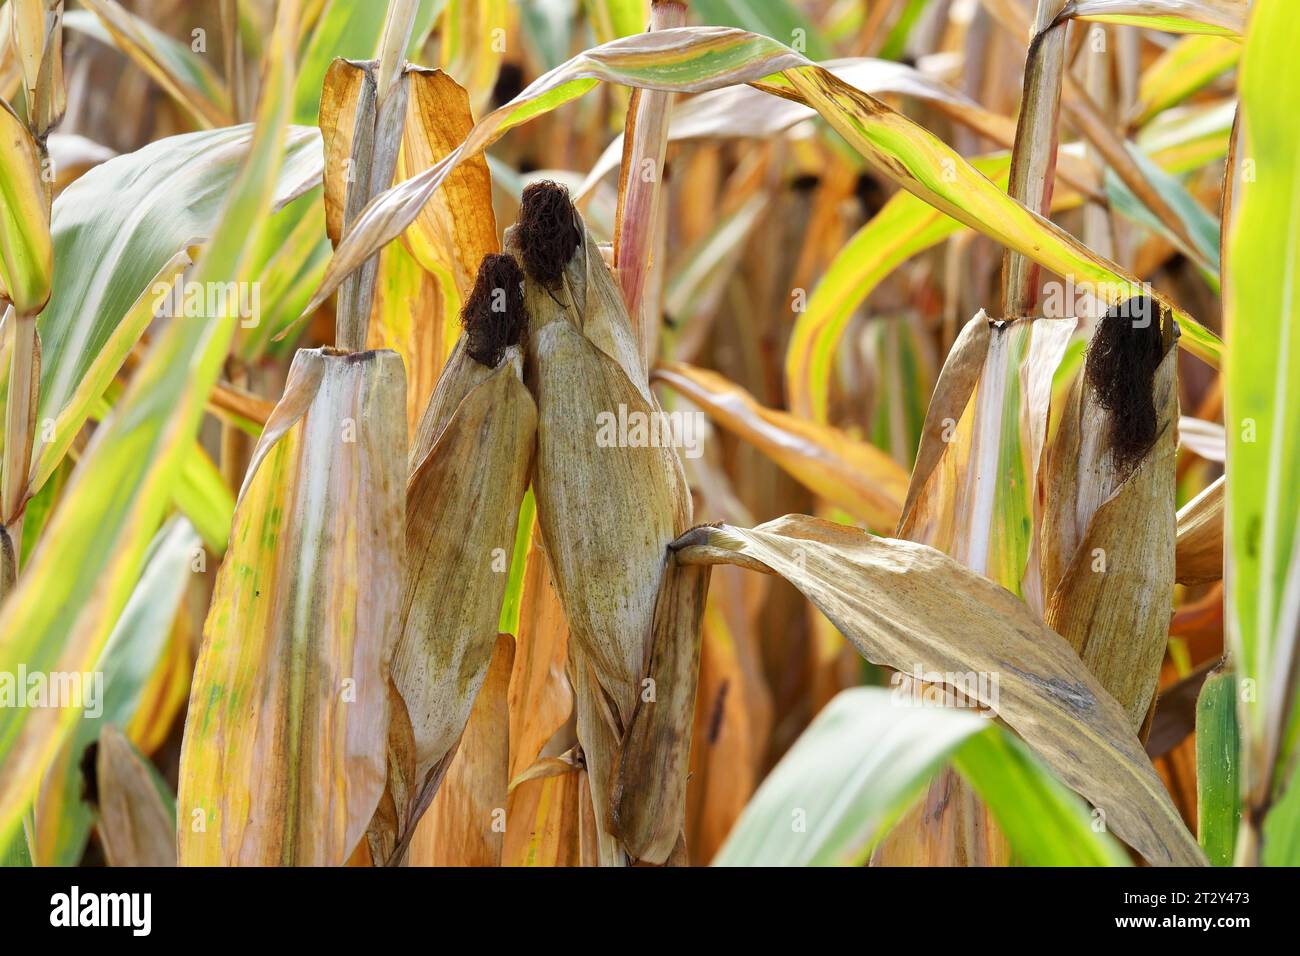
[0,0,1294,870]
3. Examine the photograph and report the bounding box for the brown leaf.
[672,515,1205,866]
[94,726,175,867]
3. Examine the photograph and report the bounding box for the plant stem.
[334,0,418,351]
[614,0,686,368]
[1001,1,1070,317]
[3,311,37,543]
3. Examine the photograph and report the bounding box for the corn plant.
[0,0,1293,870]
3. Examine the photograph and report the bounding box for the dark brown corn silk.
[1084,296,1171,472]
[461,253,526,367]
[517,180,582,284]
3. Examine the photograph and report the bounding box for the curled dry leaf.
[653,361,908,533]
[1176,474,1224,585]
[671,515,1206,866]
[316,62,496,419]
[93,726,176,867]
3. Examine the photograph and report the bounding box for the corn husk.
[178,347,406,866]
[1041,308,1179,731]
[505,184,695,864]
[407,634,514,866]
[370,256,537,861]
[380,348,534,851]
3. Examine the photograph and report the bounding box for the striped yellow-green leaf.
[302,26,1222,371]
[179,347,406,866]
[579,59,1034,194]
[0,0,301,854]
[672,516,1206,866]
[32,518,197,866]
[1056,0,1248,36]
[714,687,1130,866]
[28,249,193,496]
[1132,34,1240,127]
[0,99,51,317]
[30,124,322,497]
[1224,0,1300,865]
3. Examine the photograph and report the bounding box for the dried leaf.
[94,726,176,867]
[654,362,908,533]
[1176,474,1224,585]
[672,515,1206,866]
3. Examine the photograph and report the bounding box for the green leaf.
[0,0,301,851]
[29,124,321,495]
[498,488,536,636]
[32,518,197,866]
[1196,670,1241,866]
[713,687,1128,866]
[690,0,832,61]
[1224,0,1300,850]
[0,99,51,317]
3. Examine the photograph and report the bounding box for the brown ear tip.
[461,253,527,367]
[518,180,581,284]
